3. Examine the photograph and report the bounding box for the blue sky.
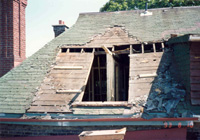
[26,0,109,57]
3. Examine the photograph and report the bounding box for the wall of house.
[187,122,200,140]
[0,0,27,77]
[190,42,200,105]
[0,123,182,138]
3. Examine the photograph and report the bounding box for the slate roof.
[0,6,200,114]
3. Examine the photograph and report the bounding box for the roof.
[0,6,200,114]
[60,6,200,45]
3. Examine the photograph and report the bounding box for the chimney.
[52,20,69,37]
[0,0,28,77]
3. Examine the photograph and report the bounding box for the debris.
[155,88,161,94]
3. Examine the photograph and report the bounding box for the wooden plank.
[79,128,126,140]
[190,61,200,69]
[130,59,161,64]
[139,73,157,78]
[129,78,155,84]
[54,66,83,70]
[130,45,133,54]
[130,66,159,71]
[55,62,90,67]
[130,63,160,67]
[73,108,124,115]
[129,83,152,89]
[129,52,163,58]
[75,53,94,102]
[191,84,200,91]
[129,70,157,77]
[190,77,200,84]
[191,91,200,98]
[28,106,71,113]
[191,70,200,76]
[56,90,82,94]
[141,44,144,54]
[49,73,88,78]
[107,53,115,101]
[32,100,68,106]
[153,43,156,53]
[34,94,76,101]
[50,69,89,74]
[72,101,128,107]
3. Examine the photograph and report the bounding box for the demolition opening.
[83,46,129,102]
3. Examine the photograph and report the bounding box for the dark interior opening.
[83,46,129,102]
[69,48,82,53]
[155,43,163,52]
[114,54,129,101]
[144,44,154,53]
[61,48,68,53]
[132,44,142,53]
[83,54,107,101]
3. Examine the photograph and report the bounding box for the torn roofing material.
[0,6,200,114]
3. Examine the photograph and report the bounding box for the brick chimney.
[0,0,27,77]
[52,20,69,37]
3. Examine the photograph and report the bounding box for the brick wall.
[0,0,27,77]
[0,124,166,137]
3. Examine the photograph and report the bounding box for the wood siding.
[190,42,200,105]
[28,52,94,113]
[128,52,163,103]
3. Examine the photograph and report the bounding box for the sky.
[26,0,109,57]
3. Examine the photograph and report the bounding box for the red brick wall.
[0,0,27,77]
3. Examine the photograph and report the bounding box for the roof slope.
[60,6,200,45]
[0,6,200,114]
[0,41,60,113]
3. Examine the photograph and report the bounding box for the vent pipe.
[145,2,148,11]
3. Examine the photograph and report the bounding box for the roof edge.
[79,6,200,15]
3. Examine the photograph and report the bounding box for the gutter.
[0,117,197,127]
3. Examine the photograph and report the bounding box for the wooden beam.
[54,66,83,70]
[102,45,113,56]
[97,56,102,101]
[139,73,157,78]
[130,45,133,54]
[92,68,95,101]
[107,53,115,101]
[141,44,144,54]
[161,43,165,52]
[56,90,82,93]
[153,43,156,53]
[72,101,129,107]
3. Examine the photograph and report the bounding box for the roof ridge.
[79,6,200,15]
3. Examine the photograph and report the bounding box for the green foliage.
[100,0,200,12]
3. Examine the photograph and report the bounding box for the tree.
[100,0,200,12]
